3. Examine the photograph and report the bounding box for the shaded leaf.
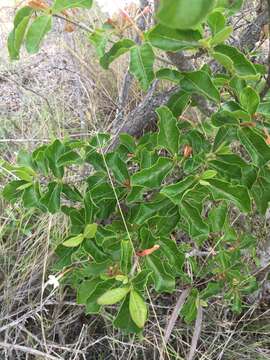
[129,43,155,91]
[156,106,180,155]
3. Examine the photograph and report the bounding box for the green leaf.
[132,269,152,292]
[212,52,234,72]
[25,15,52,54]
[237,127,270,167]
[207,11,226,35]
[240,86,260,115]
[252,168,270,214]
[52,0,93,12]
[106,152,129,184]
[156,106,180,155]
[14,6,33,27]
[2,180,27,202]
[156,69,183,83]
[211,110,239,127]
[100,39,135,69]
[131,158,173,189]
[161,175,196,205]
[213,126,236,151]
[120,240,133,274]
[215,0,243,14]
[202,178,251,213]
[157,0,216,30]
[214,44,259,80]
[77,278,101,304]
[148,24,202,52]
[89,29,108,58]
[129,290,147,328]
[86,279,115,314]
[83,223,98,238]
[181,199,209,236]
[62,184,82,202]
[113,295,142,333]
[58,150,81,167]
[209,26,233,47]
[167,90,190,117]
[40,182,62,214]
[63,234,84,247]
[14,15,31,53]
[181,289,198,324]
[97,287,130,305]
[8,30,19,60]
[145,254,175,293]
[208,203,228,232]
[129,43,155,91]
[257,102,270,117]
[181,70,220,103]
[22,183,41,208]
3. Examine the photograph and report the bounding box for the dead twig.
[187,305,203,360]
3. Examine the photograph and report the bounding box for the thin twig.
[260,0,270,99]
[0,73,53,115]
[163,288,190,345]
[187,305,203,360]
[0,342,62,360]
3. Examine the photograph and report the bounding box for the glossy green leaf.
[58,150,81,167]
[89,29,108,58]
[211,110,239,127]
[14,6,33,27]
[214,44,259,80]
[148,24,202,51]
[131,158,173,189]
[77,278,101,304]
[209,26,233,47]
[2,180,27,202]
[86,279,115,314]
[83,223,98,238]
[14,15,31,53]
[156,106,180,155]
[251,167,270,214]
[212,51,234,72]
[237,127,270,167]
[207,11,226,35]
[62,184,82,202]
[257,102,270,117]
[113,295,142,333]
[100,39,135,70]
[8,30,19,60]
[129,290,147,328]
[240,86,260,115]
[40,182,62,214]
[129,43,155,91]
[52,0,93,12]
[202,178,251,213]
[181,199,209,236]
[215,0,243,14]
[157,0,216,30]
[161,175,196,205]
[63,234,84,247]
[106,152,129,184]
[208,203,228,232]
[181,289,198,324]
[132,269,152,292]
[120,240,133,274]
[181,70,220,103]
[167,90,190,117]
[156,69,183,83]
[25,15,52,54]
[97,287,130,305]
[145,254,175,293]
